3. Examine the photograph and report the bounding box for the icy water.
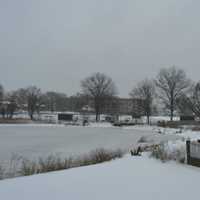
[0,124,154,163]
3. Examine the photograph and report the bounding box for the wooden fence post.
[186,140,191,165]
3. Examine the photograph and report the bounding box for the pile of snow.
[1,154,200,200]
[87,122,114,128]
[123,124,181,134]
[124,125,200,163]
[152,140,186,162]
[164,140,186,153]
[181,130,200,141]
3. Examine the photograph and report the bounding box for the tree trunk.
[170,102,174,121]
[170,110,173,121]
[96,112,98,122]
[147,115,150,125]
[170,94,174,121]
[95,108,100,122]
[29,111,34,120]
[95,101,100,122]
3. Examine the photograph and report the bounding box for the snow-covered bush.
[151,140,186,163]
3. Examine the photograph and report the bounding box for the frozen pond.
[0,124,181,164]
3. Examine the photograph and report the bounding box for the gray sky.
[0,0,200,97]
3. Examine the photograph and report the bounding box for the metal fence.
[186,140,200,167]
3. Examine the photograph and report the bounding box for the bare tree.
[13,88,28,111]
[81,72,117,121]
[130,79,155,124]
[25,86,42,120]
[0,84,3,102]
[190,83,200,117]
[0,84,4,118]
[4,92,18,119]
[177,82,200,118]
[155,66,190,121]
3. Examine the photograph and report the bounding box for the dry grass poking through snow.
[0,148,124,180]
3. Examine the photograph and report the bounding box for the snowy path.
[0,155,200,200]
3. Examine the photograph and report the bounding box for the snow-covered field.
[1,123,200,199]
[0,124,155,164]
[0,124,184,163]
[1,154,200,200]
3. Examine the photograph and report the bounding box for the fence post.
[186,140,191,165]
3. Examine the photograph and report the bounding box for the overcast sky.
[0,0,200,97]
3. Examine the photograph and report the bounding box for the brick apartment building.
[102,98,144,117]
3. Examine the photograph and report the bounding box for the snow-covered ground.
[0,124,157,164]
[1,154,200,200]
[1,122,199,166]
[1,123,200,199]
[0,123,185,164]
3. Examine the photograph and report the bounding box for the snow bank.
[87,122,114,128]
[0,155,200,200]
[150,140,186,162]
[181,130,200,141]
[123,124,181,134]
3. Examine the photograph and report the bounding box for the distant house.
[180,115,195,121]
[57,112,80,123]
[58,113,74,121]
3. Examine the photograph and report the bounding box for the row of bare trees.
[130,66,200,124]
[80,67,193,123]
[0,73,117,121]
[0,67,199,122]
[0,86,42,120]
[0,85,97,120]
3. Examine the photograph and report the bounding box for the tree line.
[0,66,199,123]
[0,87,88,120]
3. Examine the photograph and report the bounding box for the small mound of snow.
[87,122,114,128]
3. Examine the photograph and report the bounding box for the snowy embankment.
[124,125,200,162]
[0,154,200,200]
